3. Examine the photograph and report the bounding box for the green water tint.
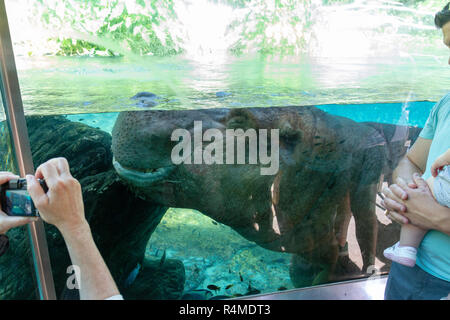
[148,208,293,296]
[11,53,450,121]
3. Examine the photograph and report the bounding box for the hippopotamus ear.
[225,109,258,130]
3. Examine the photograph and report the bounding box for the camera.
[0,178,47,217]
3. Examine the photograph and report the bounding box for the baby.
[383,148,450,267]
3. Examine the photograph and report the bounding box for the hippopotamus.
[112,105,421,286]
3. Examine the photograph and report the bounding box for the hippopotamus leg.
[350,183,378,272]
[334,191,352,248]
[289,209,340,287]
[289,240,340,287]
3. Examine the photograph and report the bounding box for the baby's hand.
[431,149,450,177]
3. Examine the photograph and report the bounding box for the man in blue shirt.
[381,3,450,299]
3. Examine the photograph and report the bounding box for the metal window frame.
[0,0,56,300]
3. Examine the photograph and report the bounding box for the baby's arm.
[426,176,436,198]
[431,149,450,177]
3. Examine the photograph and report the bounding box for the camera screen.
[5,190,38,217]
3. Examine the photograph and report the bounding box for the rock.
[121,257,185,300]
[0,115,185,300]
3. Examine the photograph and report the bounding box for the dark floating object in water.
[215,91,232,98]
[131,91,159,108]
[239,272,243,282]
[207,284,220,291]
[225,284,234,290]
[277,286,287,291]
[211,220,218,225]
[132,91,157,99]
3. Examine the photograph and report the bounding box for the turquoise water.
[66,100,436,134]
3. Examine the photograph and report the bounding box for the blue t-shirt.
[416,92,450,282]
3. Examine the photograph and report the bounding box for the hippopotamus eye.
[280,126,301,146]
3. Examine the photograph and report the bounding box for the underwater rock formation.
[112,106,421,287]
[0,116,183,300]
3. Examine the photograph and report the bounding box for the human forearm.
[427,201,450,235]
[61,222,120,300]
[393,155,424,184]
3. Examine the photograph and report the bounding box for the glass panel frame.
[0,0,56,300]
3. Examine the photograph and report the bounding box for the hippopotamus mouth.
[112,157,175,188]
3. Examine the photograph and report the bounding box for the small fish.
[232,293,243,297]
[159,249,166,267]
[211,221,218,225]
[225,284,234,290]
[239,272,244,282]
[123,263,141,288]
[228,268,232,274]
[277,286,287,291]
[207,284,220,291]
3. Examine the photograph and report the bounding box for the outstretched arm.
[26,158,121,300]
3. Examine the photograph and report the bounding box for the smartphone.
[0,178,47,217]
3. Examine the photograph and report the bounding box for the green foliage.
[26,0,448,57]
[33,0,184,56]
[228,0,314,56]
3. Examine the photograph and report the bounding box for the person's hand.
[0,172,38,234]
[392,173,441,230]
[381,182,410,225]
[26,158,87,236]
[431,149,450,177]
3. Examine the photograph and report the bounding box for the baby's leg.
[398,176,435,248]
[399,224,427,248]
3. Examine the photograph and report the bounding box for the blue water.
[66,100,436,134]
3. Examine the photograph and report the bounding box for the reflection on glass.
[1,0,449,299]
[0,84,39,300]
